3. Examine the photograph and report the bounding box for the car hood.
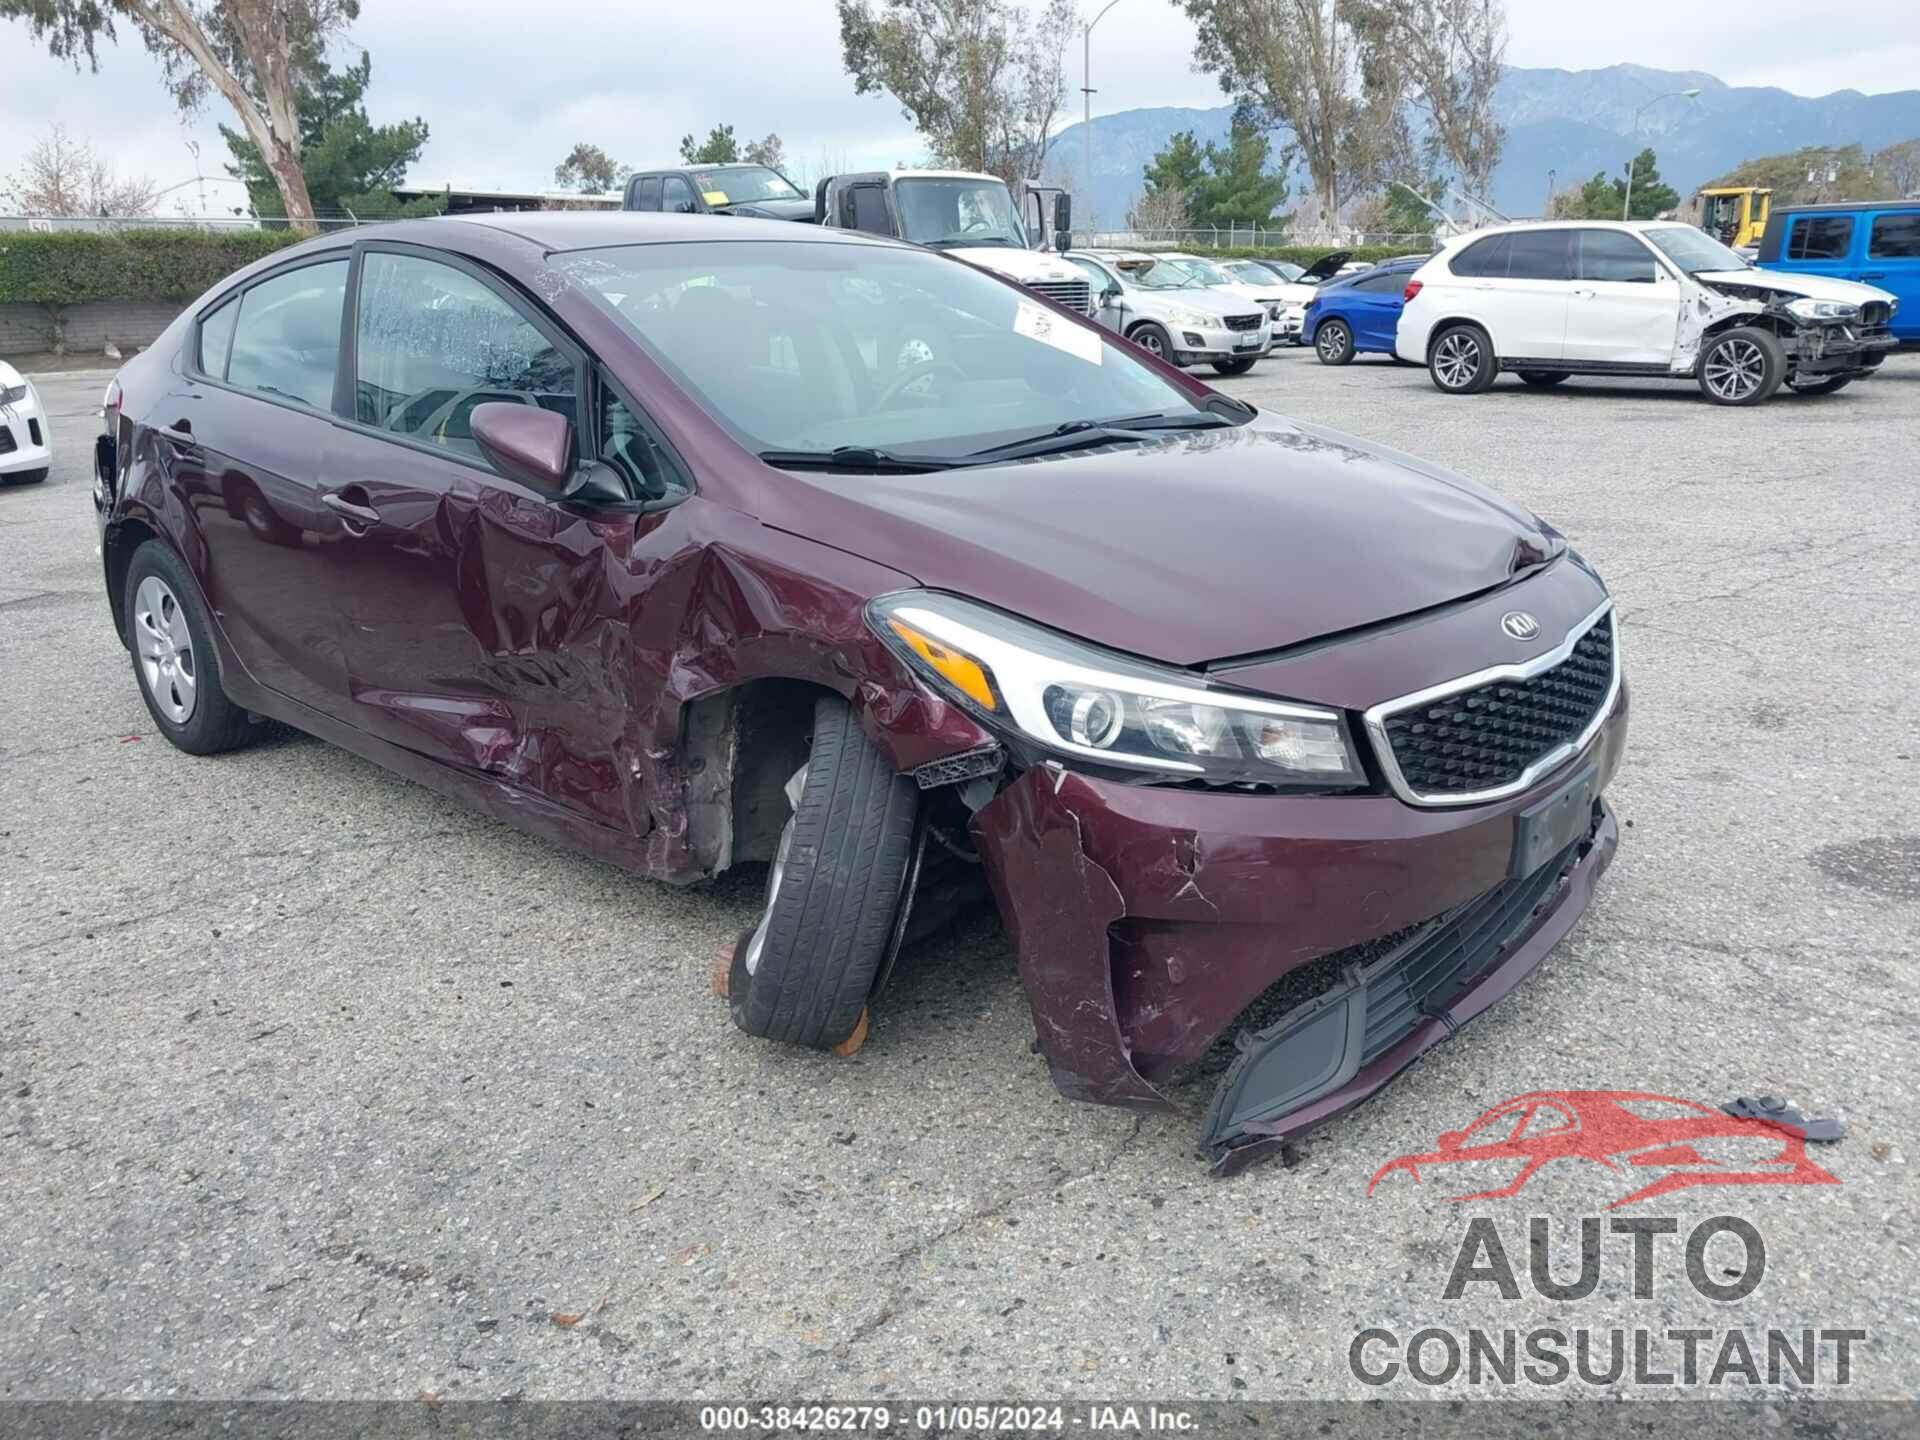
[715,196,817,223]
[766,417,1556,666]
[948,247,1087,286]
[1699,267,1896,307]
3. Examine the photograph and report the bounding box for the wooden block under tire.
[831,1009,870,1057]
[711,939,736,998]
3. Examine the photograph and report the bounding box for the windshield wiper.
[965,413,1232,462]
[758,446,959,474]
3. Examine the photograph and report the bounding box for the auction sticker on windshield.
[1013,299,1102,365]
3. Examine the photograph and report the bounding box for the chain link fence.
[1080,226,1438,253]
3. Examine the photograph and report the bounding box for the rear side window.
[1787,215,1853,260]
[1449,234,1510,278]
[1868,213,1920,259]
[1575,230,1659,283]
[353,251,577,463]
[1507,230,1571,281]
[1351,270,1406,293]
[197,296,239,378]
[661,177,696,214]
[633,176,662,211]
[225,260,349,410]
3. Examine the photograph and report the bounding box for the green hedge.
[0,228,304,307]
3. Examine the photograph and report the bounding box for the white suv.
[1064,250,1272,375]
[1396,221,1898,405]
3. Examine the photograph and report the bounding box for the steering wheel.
[875,359,966,409]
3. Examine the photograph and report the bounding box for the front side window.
[353,251,576,462]
[661,177,697,214]
[1868,213,1920,259]
[849,184,892,235]
[1576,229,1659,284]
[1787,215,1853,260]
[555,240,1212,459]
[1507,229,1572,282]
[633,176,662,211]
[225,259,349,410]
[1066,257,1116,291]
[198,295,240,378]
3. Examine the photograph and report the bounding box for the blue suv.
[1757,201,1918,343]
[1302,256,1428,364]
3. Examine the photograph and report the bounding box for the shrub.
[0,228,304,307]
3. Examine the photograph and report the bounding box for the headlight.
[1786,298,1860,322]
[1167,307,1217,330]
[869,592,1365,789]
[0,383,26,406]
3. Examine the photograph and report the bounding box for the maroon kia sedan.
[92,213,1626,1172]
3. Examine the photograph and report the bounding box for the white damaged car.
[0,360,50,485]
[1396,221,1897,404]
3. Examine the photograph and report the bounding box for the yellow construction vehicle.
[1695,187,1772,252]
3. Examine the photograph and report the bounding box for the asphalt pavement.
[1,353,1915,1404]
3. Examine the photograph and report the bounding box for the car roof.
[1767,198,1920,215]
[434,210,892,253]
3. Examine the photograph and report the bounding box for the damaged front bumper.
[970,688,1627,1173]
[1789,320,1897,377]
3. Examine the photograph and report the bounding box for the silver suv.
[1065,249,1272,376]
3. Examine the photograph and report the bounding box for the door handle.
[1571,288,1597,299]
[320,489,381,530]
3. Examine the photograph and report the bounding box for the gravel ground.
[1,353,1915,1404]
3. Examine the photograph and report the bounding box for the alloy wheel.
[1704,339,1766,401]
[1434,331,1481,389]
[1317,324,1348,361]
[133,575,197,724]
[1139,331,1164,355]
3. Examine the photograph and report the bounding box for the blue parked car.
[1302,256,1429,364]
[1756,201,1918,344]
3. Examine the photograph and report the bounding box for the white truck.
[814,169,1095,317]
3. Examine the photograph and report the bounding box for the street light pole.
[1082,0,1122,233]
[1622,88,1700,221]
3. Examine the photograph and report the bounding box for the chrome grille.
[1224,313,1263,332]
[1027,279,1092,315]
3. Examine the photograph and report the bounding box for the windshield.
[893,177,1028,248]
[1166,257,1237,287]
[692,166,801,205]
[1225,261,1282,287]
[1643,225,1751,274]
[1119,259,1205,290]
[557,241,1210,458]
[1261,260,1305,282]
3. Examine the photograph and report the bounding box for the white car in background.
[1064,249,1273,375]
[1212,252,1359,343]
[1395,220,1897,405]
[0,361,50,485]
[1156,253,1296,340]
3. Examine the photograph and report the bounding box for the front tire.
[123,540,256,755]
[1428,324,1497,394]
[1129,322,1175,363]
[1314,320,1355,365]
[1697,326,1785,406]
[1211,356,1257,376]
[729,696,919,1049]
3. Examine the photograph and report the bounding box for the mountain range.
[1048,63,1920,228]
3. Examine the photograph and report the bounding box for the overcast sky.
[3,0,1917,216]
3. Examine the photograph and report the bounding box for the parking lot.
[2,350,1916,1402]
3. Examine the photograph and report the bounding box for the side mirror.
[471,403,574,496]
[1053,192,1072,252]
[1101,283,1123,306]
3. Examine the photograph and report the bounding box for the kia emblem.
[1501,611,1541,642]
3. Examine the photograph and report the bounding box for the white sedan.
[0,361,51,485]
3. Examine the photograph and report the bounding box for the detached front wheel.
[729,696,919,1050]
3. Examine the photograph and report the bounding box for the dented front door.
[323,427,643,834]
